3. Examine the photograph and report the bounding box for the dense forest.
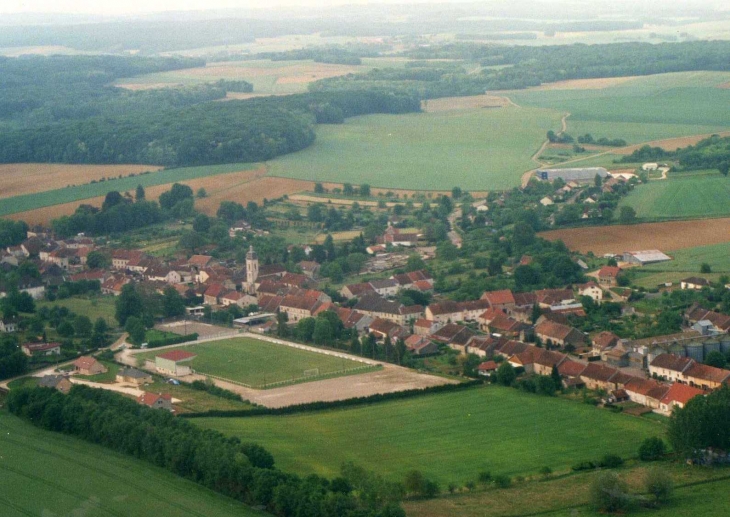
[315,40,730,98]
[620,135,730,173]
[7,385,407,516]
[0,55,420,166]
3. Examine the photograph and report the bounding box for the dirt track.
[540,218,730,255]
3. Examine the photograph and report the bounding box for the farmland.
[540,217,730,256]
[0,412,261,517]
[618,172,730,220]
[36,296,117,326]
[268,105,562,190]
[510,71,730,144]
[643,241,730,274]
[196,386,663,484]
[138,337,372,388]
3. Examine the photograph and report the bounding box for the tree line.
[7,385,407,517]
[621,134,730,175]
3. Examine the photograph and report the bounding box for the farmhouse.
[685,305,730,333]
[477,360,499,377]
[38,375,72,394]
[155,350,196,377]
[623,378,669,409]
[622,250,671,265]
[137,392,173,411]
[592,331,621,355]
[354,294,423,325]
[580,363,619,391]
[597,266,621,287]
[536,167,608,183]
[576,281,602,304]
[534,320,585,348]
[74,356,107,376]
[368,318,408,341]
[481,289,516,309]
[334,307,373,333]
[0,318,17,333]
[279,293,326,323]
[533,349,567,376]
[340,282,376,299]
[430,323,476,354]
[404,334,439,356]
[413,318,442,336]
[116,367,153,386]
[649,353,695,382]
[425,299,491,323]
[680,277,711,290]
[21,342,61,357]
[658,383,705,415]
[683,362,730,390]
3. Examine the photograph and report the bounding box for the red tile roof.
[74,356,100,370]
[598,266,621,279]
[661,383,705,406]
[137,392,172,407]
[156,350,196,362]
[482,289,515,307]
[558,360,586,377]
[477,361,498,372]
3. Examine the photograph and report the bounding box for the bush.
[477,471,492,484]
[598,454,624,469]
[590,472,634,513]
[638,437,667,461]
[539,466,552,478]
[493,474,511,489]
[572,461,596,472]
[644,468,673,506]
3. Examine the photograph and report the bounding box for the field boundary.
[201,364,382,390]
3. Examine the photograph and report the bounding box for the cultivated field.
[138,337,371,388]
[197,386,663,484]
[268,105,562,190]
[0,163,162,200]
[540,217,730,255]
[618,172,730,219]
[643,241,730,274]
[510,71,730,144]
[422,94,512,112]
[0,413,261,516]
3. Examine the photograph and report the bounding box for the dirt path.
[521,111,571,187]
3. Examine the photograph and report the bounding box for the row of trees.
[622,135,730,175]
[7,385,407,517]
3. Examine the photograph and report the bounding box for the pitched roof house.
[534,320,586,348]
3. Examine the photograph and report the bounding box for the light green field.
[644,241,730,274]
[0,412,261,517]
[140,337,371,387]
[197,386,664,484]
[0,162,258,216]
[37,296,117,326]
[269,105,562,190]
[618,172,730,219]
[510,72,730,144]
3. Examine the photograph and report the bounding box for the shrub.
[590,472,634,513]
[644,468,673,506]
[477,471,492,484]
[572,461,596,472]
[598,454,624,469]
[539,466,552,478]
[493,474,511,489]
[638,437,667,461]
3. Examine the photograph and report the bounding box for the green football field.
[196,386,665,484]
[0,412,261,517]
[618,171,730,219]
[267,105,562,191]
[509,71,730,144]
[140,336,372,387]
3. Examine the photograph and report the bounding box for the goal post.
[303,368,320,377]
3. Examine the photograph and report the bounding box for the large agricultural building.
[623,250,672,265]
[536,167,609,183]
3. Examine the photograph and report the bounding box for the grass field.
[139,337,370,387]
[36,296,117,326]
[268,105,562,190]
[510,71,730,144]
[644,241,730,274]
[0,412,262,516]
[0,162,258,217]
[196,386,664,484]
[618,172,730,219]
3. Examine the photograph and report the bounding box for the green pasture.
[138,337,370,387]
[0,162,257,216]
[37,296,117,326]
[268,105,562,190]
[644,241,730,274]
[0,412,261,517]
[197,386,664,484]
[510,72,730,144]
[618,171,730,219]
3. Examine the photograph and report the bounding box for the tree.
[73,315,93,336]
[296,317,316,342]
[514,265,541,290]
[619,206,637,224]
[594,174,603,188]
[307,203,324,223]
[343,183,354,196]
[159,183,193,211]
[196,187,207,198]
[451,186,462,199]
[179,231,205,253]
[314,182,325,194]
[216,201,246,223]
[638,437,666,461]
[313,318,333,346]
[192,213,210,233]
[86,250,110,269]
[162,286,186,318]
[719,162,729,177]
[102,190,125,211]
[496,362,516,386]
[535,375,557,396]
[125,316,146,345]
[94,317,108,335]
[115,283,143,325]
[359,184,371,197]
[135,184,145,201]
[512,221,535,249]
[668,385,730,455]
[405,255,426,272]
[550,365,562,390]
[57,320,75,338]
[705,350,727,369]
[700,262,712,274]
[644,468,673,506]
[589,472,632,513]
[275,312,289,337]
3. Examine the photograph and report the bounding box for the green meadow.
[268,105,562,190]
[0,412,261,517]
[197,386,664,484]
[139,337,371,387]
[0,162,258,216]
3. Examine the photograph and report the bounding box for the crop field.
[0,412,261,517]
[540,217,730,256]
[0,162,260,217]
[618,172,730,219]
[138,337,371,388]
[197,386,663,484]
[36,296,117,326]
[268,105,562,190]
[510,71,730,144]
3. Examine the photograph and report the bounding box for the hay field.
[540,217,730,255]
[268,105,562,190]
[423,95,512,112]
[0,163,162,199]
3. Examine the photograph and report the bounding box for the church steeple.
[245,245,259,294]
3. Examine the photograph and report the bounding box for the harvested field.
[0,163,161,199]
[716,81,730,89]
[423,95,511,112]
[529,76,639,90]
[540,218,730,255]
[195,175,310,215]
[7,196,106,225]
[614,131,730,155]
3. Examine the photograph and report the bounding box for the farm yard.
[268,105,562,190]
[196,386,663,484]
[540,217,730,256]
[0,413,261,517]
[137,336,373,388]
